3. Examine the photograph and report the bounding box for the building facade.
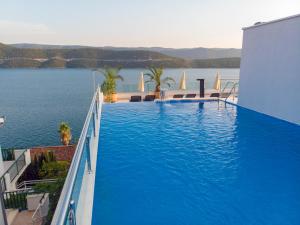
[238,14,300,125]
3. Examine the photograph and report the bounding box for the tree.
[58,122,72,145]
[95,67,124,102]
[144,66,175,94]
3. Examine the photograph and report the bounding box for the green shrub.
[38,161,69,179]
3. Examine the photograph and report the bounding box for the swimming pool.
[92,101,300,225]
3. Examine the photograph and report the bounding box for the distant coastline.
[0,43,241,69]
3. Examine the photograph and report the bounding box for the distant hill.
[10,43,241,60]
[101,47,241,60]
[10,43,90,49]
[0,43,240,68]
[154,47,241,60]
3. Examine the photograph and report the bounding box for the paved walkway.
[11,210,41,225]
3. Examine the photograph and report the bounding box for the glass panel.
[16,154,26,172]
[8,164,18,181]
[62,104,96,225]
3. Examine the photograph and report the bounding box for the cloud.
[0,20,55,35]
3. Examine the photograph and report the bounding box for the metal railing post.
[92,112,96,137]
[68,200,76,225]
[85,136,92,173]
[16,158,19,175]
[95,100,98,118]
[233,86,236,101]
[0,182,8,225]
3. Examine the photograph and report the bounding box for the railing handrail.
[220,78,239,81]
[51,88,102,225]
[16,178,57,189]
[221,81,234,93]
[219,78,239,97]
[225,82,239,102]
[32,202,42,223]
[4,188,33,194]
[32,193,49,225]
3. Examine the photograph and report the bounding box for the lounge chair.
[130,96,142,102]
[185,94,196,98]
[210,93,220,97]
[173,94,184,98]
[144,95,156,101]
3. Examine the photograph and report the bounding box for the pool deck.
[117,96,238,104]
[115,89,237,103]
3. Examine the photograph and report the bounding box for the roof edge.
[242,13,300,30]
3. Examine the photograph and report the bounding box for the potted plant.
[99,67,124,103]
[58,122,72,145]
[145,66,175,99]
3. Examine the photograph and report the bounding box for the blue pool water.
[92,101,300,225]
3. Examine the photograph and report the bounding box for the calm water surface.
[0,68,239,148]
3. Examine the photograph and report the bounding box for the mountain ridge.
[9,43,241,60]
[0,43,240,68]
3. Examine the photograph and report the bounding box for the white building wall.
[0,147,6,225]
[0,204,6,225]
[0,146,4,177]
[238,15,300,125]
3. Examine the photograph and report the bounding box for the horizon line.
[3,42,241,50]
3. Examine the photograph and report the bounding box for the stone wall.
[30,145,76,162]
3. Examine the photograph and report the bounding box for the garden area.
[17,151,70,224]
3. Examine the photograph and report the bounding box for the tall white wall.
[0,146,6,225]
[238,15,300,125]
[0,203,6,225]
[0,146,4,177]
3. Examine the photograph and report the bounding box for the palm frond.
[162,77,175,84]
[145,80,153,84]
[144,66,165,91]
[144,73,154,79]
[115,75,124,81]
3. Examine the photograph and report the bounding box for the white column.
[0,146,4,177]
[0,146,7,225]
[0,198,7,225]
[24,149,31,166]
[3,175,10,192]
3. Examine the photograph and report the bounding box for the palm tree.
[58,122,72,146]
[95,67,124,102]
[144,67,175,97]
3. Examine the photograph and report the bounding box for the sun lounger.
[130,96,142,102]
[210,93,220,97]
[144,95,156,101]
[173,94,184,98]
[185,94,196,98]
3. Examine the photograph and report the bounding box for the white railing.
[32,193,49,225]
[219,79,239,98]
[225,82,239,102]
[16,179,57,190]
[50,88,103,225]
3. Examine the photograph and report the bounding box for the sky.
[0,0,299,48]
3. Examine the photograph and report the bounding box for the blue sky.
[0,0,299,48]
